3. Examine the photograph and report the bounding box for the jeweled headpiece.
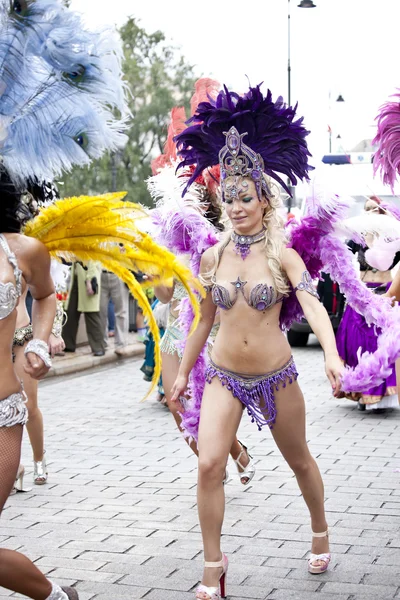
[175,84,313,201]
[220,126,267,201]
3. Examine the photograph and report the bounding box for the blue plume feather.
[0,0,129,186]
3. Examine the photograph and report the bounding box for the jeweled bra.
[211,276,283,312]
[0,234,22,320]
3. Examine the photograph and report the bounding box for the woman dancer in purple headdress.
[336,197,399,413]
[171,84,343,599]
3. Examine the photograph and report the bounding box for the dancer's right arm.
[171,250,217,401]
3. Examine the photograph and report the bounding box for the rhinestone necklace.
[231,228,266,260]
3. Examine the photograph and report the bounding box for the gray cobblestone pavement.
[3,338,400,600]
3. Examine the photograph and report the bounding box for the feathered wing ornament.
[286,184,400,394]
[23,193,204,398]
[0,0,128,186]
[151,203,219,442]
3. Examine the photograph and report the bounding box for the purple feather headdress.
[175,84,313,199]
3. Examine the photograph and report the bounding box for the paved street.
[3,338,400,600]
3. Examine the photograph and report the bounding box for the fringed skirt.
[0,391,28,427]
[206,356,298,430]
[336,282,398,408]
[160,315,184,359]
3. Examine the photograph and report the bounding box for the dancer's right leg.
[0,424,52,598]
[196,377,243,590]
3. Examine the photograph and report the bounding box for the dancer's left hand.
[48,334,65,357]
[325,353,344,397]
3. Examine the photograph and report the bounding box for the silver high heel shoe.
[33,451,48,485]
[10,464,31,495]
[234,441,256,485]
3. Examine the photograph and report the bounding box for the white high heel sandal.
[233,441,255,485]
[308,529,331,574]
[196,554,228,599]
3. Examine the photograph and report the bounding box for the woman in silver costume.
[171,85,343,599]
[155,193,255,485]
[0,175,78,600]
[12,183,65,487]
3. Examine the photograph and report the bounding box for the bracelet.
[24,339,52,368]
[51,299,65,338]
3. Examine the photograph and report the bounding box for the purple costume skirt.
[336,282,397,404]
[205,356,298,430]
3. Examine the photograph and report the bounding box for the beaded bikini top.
[211,276,283,312]
[0,234,22,320]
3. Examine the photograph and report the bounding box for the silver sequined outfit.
[160,282,187,358]
[0,234,28,427]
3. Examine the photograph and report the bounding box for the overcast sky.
[70,0,400,171]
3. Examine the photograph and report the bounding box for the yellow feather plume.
[23,193,204,398]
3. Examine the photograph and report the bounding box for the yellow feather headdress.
[23,192,204,398]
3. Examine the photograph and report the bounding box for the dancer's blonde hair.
[200,175,290,297]
[261,177,291,296]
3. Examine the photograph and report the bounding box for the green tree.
[61,18,197,206]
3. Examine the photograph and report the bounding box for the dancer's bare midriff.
[211,300,291,374]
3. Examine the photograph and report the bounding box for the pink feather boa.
[287,191,400,393]
[319,234,400,392]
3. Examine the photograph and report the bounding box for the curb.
[46,343,145,379]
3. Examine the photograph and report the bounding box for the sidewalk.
[47,331,145,378]
[6,340,400,600]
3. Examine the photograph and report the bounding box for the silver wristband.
[24,339,52,368]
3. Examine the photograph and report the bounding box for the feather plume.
[281,186,353,330]
[151,107,188,175]
[23,193,204,397]
[380,199,400,221]
[336,213,400,243]
[190,77,220,117]
[365,238,400,271]
[373,91,400,189]
[0,0,128,186]
[175,83,312,196]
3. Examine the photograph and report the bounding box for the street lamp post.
[287,0,316,211]
[328,94,345,153]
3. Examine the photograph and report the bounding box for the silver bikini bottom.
[0,391,28,427]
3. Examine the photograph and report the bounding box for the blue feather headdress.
[0,0,129,187]
[175,83,312,199]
